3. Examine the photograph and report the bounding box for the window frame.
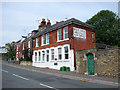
[36,37,39,47]
[38,51,41,61]
[42,50,45,61]
[42,35,45,45]
[64,46,69,60]
[35,52,37,62]
[51,49,54,60]
[28,41,30,48]
[23,44,24,50]
[58,47,62,60]
[63,26,69,40]
[46,33,49,44]
[57,29,62,41]
[46,50,49,62]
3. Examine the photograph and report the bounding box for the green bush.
[60,66,70,71]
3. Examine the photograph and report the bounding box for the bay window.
[35,52,37,61]
[51,49,54,60]
[42,51,45,61]
[38,51,41,61]
[58,48,62,60]
[64,46,69,59]
[46,50,49,62]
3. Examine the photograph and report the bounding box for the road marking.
[12,74,29,81]
[40,83,58,90]
[1,69,8,73]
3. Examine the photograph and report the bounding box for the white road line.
[40,83,55,89]
[12,74,29,81]
[1,69,8,73]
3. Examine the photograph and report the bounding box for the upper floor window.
[28,41,30,48]
[58,48,62,60]
[64,46,69,59]
[92,33,94,42]
[63,27,68,39]
[36,38,39,47]
[57,29,62,41]
[17,45,18,51]
[46,33,49,44]
[51,49,54,60]
[23,44,24,50]
[42,35,45,45]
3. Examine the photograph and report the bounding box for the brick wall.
[76,48,120,78]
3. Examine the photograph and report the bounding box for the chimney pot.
[42,18,45,21]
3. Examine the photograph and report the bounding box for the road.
[2,63,118,89]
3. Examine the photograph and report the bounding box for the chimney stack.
[38,18,46,31]
[47,19,51,27]
[56,21,59,24]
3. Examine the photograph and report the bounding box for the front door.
[87,53,94,75]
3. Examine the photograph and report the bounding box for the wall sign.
[73,27,86,39]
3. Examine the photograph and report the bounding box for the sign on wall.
[73,27,86,39]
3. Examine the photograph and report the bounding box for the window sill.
[57,38,69,43]
[41,43,49,46]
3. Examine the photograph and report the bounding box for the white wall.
[32,44,75,71]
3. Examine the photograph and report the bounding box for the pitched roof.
[32,18,94,39]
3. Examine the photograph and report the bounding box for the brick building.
[32,18,95,71]
[15,30,38,64]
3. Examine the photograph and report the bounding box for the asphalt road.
[2,63,118,89]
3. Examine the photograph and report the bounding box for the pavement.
[2,60,119,87]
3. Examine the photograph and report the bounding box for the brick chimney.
[47,19,51,27]
[38,18,46,31]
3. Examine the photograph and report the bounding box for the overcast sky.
[1,1,119,46]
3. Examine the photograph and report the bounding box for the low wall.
[20,61,32,66]
[76,48,120,78]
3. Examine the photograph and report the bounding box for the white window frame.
[36,38,39,47]
[28,41,30,48]
[23,44,24,50]
[46,33,49,44]
[17,45,18,51]
[35,52,37,62]
[51,49,54,60]
[57,29,62,41]
[42,50,45,61]
[46,49,49,62]
[42,35,45,45]
[63,26,69,40]
[38,51,41,61]
[57,46,62,60]
[63,45,70,60]
[92,32,94,42]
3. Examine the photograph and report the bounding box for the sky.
[1,1,119,46]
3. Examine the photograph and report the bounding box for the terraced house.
[15,30,38,64]
[32,18,95,71]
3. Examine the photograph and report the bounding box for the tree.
[6,43,16,61]
[86,10,120,47]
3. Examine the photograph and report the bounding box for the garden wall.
[76,48,120,78]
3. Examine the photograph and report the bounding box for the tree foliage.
[86,10,120,47]
[6,43,16,60]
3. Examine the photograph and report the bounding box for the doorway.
[87,53,94,75]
